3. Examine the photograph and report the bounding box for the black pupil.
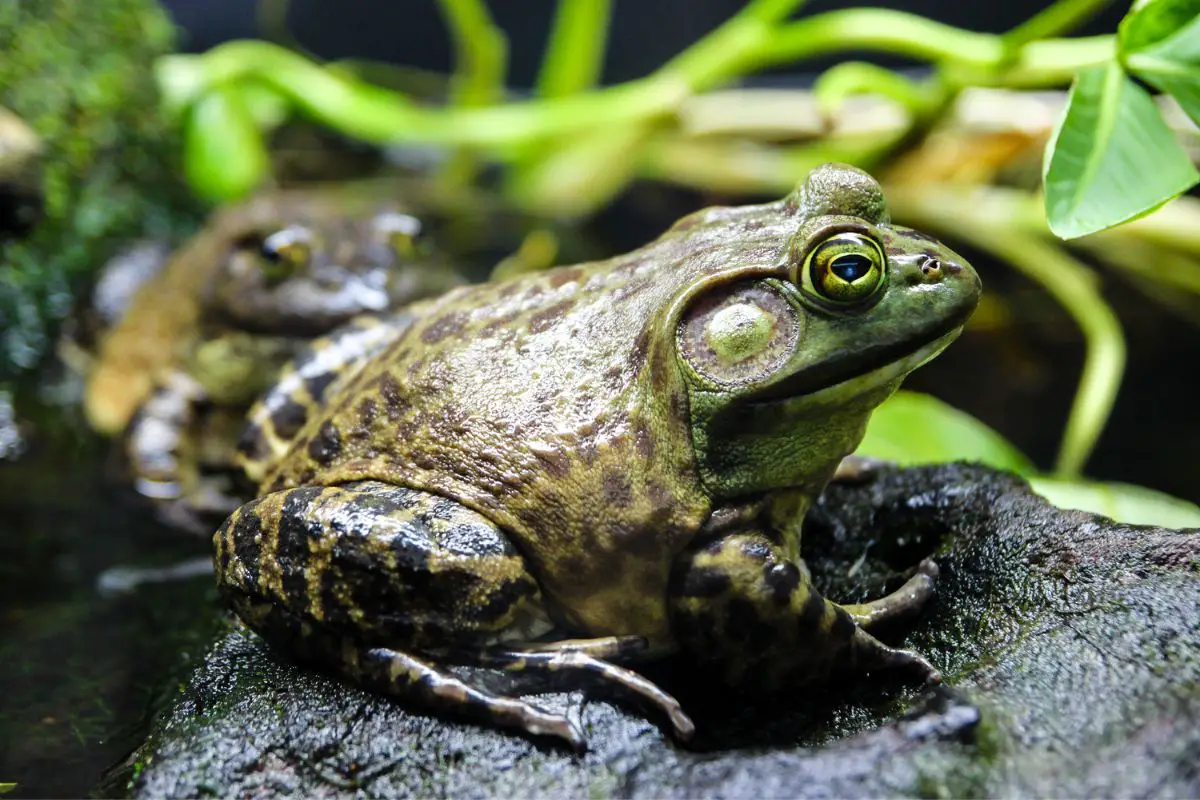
[830,253,872,283]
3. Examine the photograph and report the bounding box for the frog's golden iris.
[257,225,314,283]
[803,231,886,305]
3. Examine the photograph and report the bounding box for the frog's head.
[670,163,981,498]
[209,208,456,335]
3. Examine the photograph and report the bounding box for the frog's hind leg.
[232,595,584,750]
[466,639,695,739]
[837,559,939,632]
[215,480,596,748]
[237,314,406,482]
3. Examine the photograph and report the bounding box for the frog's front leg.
[237,315,406,483]
[668,531,941,688]
[127,370,239,532]
[214,480,689,750]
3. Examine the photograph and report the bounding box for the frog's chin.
[767,327,962,410]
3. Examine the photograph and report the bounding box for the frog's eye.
[372,212,423,259]
[802,232,886,305]
[259,225,313,281]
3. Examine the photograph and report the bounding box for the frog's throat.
[759,327,962,409]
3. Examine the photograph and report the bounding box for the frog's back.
[262,201,794,636]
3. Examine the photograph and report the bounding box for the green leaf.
[0,784,15,795]
[1119,0,1200,53]
[183,86,271,203]
[856,391,1035,474]
[1121,2,1200,126]
[1030,476,1200,528]
[1043,60,1198,239]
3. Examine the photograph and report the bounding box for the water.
[0,404,221,798]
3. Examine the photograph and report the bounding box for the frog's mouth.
[750,323,965,405]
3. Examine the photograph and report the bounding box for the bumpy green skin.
[107,192,461,529]
[216,164,981,748]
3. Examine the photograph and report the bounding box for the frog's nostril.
[921,258,942,278]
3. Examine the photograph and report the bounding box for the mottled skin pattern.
[98,190,461,529]
[218,164,982,749]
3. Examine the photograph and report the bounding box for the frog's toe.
[473,645,695,742]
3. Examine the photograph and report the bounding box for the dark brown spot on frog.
[236,426,270,462]
[303,371,338,404]
[679,566,731,598]
[271,398,310,439]
[528,300,575,334]
[548,267,583,288]
[533,447,570,478]
[474,577,537,624]
[277,488,322,608]
[480,310,520,337]
[307,421,342,465]
[797,589,827,632]
[377,372,406,421]
[421,310,468,344]
[634,419,654,460]
[628,327,651,373]
[356,397,378,428]
[764,562,800,605]
[602,469,633,506]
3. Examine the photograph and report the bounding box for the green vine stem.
[434,0,508,185]
[537,0,613,98]
[889,186,1126,477]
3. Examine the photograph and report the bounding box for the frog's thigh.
[215,479,552,647]
[669,531,940,686]
[214,480,592,746]
[237,315,405,482]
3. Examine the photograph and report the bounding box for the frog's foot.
[357,645,586,751]
[848,628,942,685]
[470,642,695,741]
[838,559,939,632]
[832,454,895,484]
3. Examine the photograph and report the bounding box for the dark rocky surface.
[116,464,1200,798]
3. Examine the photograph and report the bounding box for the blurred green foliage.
[0,0,201,378]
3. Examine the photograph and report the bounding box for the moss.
[0,0,202,378]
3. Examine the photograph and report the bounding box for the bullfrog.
[85,186,462,529]
[214,163,981,750]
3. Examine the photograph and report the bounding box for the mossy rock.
[116,464,1200,798]
[0,0,200,377]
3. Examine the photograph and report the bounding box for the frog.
[84,185,463,530]
[213,163,981,750]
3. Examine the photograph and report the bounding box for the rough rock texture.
[120,464,1200,798]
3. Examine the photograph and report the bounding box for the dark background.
[162,0,1127,83]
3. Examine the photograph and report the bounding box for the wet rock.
[120,464,1200,798]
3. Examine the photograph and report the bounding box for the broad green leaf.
[1119,0,1200,53]
[183,87,271,203]
[0,784,15,795]
[1043,60,1198,239]
[1030,476,1200,528]
[1122,6,1200,126]
[856,391,1035,474]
